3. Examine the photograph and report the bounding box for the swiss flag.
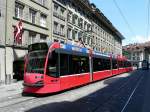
[14,19,23,44]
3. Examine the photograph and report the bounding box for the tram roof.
[29,42,122,60]
[59,43,112,59]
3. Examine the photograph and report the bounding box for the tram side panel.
[59,53,91,90]
[92,57,112,81]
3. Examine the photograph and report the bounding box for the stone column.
[5,47,14,84]
[0,48,5,84]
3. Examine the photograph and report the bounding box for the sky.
[90,0,150,45]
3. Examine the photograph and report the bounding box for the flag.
[14,19,23,44]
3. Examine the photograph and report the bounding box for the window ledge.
[30,0,49,10]
[13,17,49,30]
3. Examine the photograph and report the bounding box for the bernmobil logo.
[72,47,82,52]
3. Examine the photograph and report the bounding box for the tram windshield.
[26,50,48,74]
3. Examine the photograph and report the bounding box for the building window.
[54,39,59,42]
[60,25,65,36]
[78,18,83,28]
[40,14,47,27]
[60,8,65,16]
[40,34,47,42]
[72,30,75,40]
[84,21,87,30]
[53,21,59,34]
[75,31,78,40]
[29,9,36,24]
[15,3,24,19]
[72,14,78,25]
[38,0,46,6]
[29,32,36,44]
[78,32,82,39]
[54,4,58,12]
[67,11,72,23]
[87,24,91,31]
[67,28,72,39]
[87,37,90,45]
[54,21,58,31]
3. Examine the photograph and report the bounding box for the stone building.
[52,0,67,43]
[123,42,150,67]
[51,0,123,54]
[0,0,51,84]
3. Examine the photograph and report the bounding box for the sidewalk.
[0,81,23,99]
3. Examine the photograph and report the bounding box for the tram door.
[45,51,60,91]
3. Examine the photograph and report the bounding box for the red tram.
[23,42,133,94]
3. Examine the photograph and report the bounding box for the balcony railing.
[53,12,66,21]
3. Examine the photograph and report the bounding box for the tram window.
[128,62,131,67]
[69,55,89,74]
[46,51,59,78]
[59,54,89,76]
[118,61,124,68]
[118,61,121,68]
[80,57,90,73]
[124,61,128,67]
[112,60,117,69]
[59,53,69,76]
[69,55,80,74]
[93,58,101,72]
[93,58,111,72]
[104,59,111,70]
[79,56,89,73]
[121,61,124,68]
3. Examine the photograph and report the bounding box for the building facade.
[0,0,123,84]
[123,42,150,67]
[52,0,67,43]
[51,0,123,54]
[0,0,52,84]
[66,0,92,48]
[0,0,6,84]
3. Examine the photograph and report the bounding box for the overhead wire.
[146,0,150,40]
[112,0,136,37]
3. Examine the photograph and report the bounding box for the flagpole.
[4,0,8,84]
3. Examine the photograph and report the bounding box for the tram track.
[120,74,143,112]
[93,70,143,112]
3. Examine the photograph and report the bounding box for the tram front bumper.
[23,81,44,87]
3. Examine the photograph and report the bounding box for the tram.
[23,42,133,94]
